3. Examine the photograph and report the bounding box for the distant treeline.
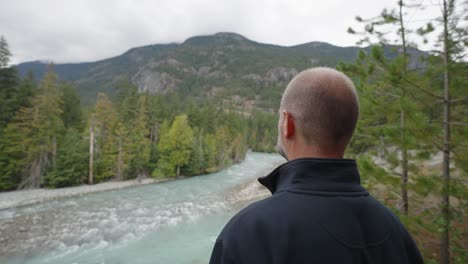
[0,61,278,191]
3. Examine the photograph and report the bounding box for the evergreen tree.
[416,1,468,262]
[115,122,133,180]
[214,125,232,169]
[60,83,83,130]
[345,0,436,216]
[93,93,117,182]
[115,78,139,123]
[345,1,467,262]
[130,94,151,178]
[186,127,206,175]
[44,128,87,188]
[15,71,36,109]
[232,133,248,162]
[203,133,217,172]
[157,115,194,177]
[0,71,64,189]
[0,36,19,133]
[153,120,172,177]
[0,36,11,68]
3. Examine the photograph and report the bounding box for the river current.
[0,152,284,264]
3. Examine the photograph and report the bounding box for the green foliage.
[114,122,133,180]
[0,36,11,68]
[93,93,117,182]
[0,71,64,190]
[247,111,278,153]
[60,83,83,130]
[115,78,139,122]
[186,128,206,175]
[157,114,194,177]
[203,133,217,172]
[130,94,151,176]
[44,129,87,188]
[0,67,20,132]
[346,1,468,262]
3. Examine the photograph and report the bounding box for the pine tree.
[187,127,208,175]
[345,1,467,262]
[157,115,194,177]
[115,122,133,180]
[203,133,217,172]
[60,83,83,130]
[0,37,19,132]
[153,120,172,177]
[15,71,36,109]
[0,107,31,190]
[345,0,436,216]
[130,94,151,178]
[92,93,118,182]
[416,1,468,262]
[0,71,64,189]
[0,36,11,68]
[232,133,248,162]
[214,125,232,169]
[44,128,87,188]
[115,78,139,123]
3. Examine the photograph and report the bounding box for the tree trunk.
[117,136,123,180]
[398,0,409,216]
[400,110,409,215]
[399,1,407,59]
[198,130,204,173]
[440,1,451,263]
[89,114,95,185]
[20,150,46,189]
[52,136,57,169]
[177,165,180,177]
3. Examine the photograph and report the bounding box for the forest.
[0,61,278,190]
[0,0,466,263]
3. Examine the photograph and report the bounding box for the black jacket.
[209,158,424,264]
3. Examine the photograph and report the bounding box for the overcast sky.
[1,0,443,65]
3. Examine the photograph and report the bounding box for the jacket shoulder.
[220,193,282,236]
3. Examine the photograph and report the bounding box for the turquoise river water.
[0,152,284,264]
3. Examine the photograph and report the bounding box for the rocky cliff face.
[132,70,179,94]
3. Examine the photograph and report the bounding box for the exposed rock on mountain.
[132,70,178,94]
[16,32,425,106]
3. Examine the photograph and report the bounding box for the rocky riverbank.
[0,156,284,211]
[0,178,176,210]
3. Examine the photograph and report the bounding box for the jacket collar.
[258,157,368,196]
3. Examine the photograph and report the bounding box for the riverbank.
[0,155,284,211]
[0,178,178,210]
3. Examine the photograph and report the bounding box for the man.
[209,67,424,264]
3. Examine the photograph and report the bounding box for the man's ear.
[283,110,295,139]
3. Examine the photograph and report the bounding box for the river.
[0,152,284,264]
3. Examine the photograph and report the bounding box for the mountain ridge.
[15,32,424,107]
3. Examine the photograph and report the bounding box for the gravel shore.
[0,157,284,211]
[0,178,173,210]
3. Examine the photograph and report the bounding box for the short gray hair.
[280,67,359,147]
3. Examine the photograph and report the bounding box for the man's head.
[276,67,359,160]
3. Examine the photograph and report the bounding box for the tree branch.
[401,77,444,99]
[448,122,468,126]
[451,96,468,103]
[374,90,401,98]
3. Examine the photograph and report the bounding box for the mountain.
[15,32,423,109]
